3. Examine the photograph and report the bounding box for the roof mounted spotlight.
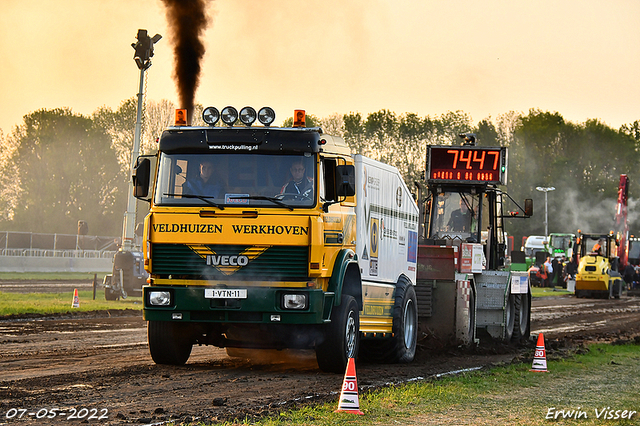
[202,106,220,126]
[221,106,238,126]
[239,106,257,126]
[258,107,276,126]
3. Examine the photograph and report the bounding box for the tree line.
[1,102,638,245]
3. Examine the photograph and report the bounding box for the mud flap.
[475,271,529,342]
[416,275,475,347]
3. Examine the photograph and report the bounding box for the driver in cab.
[280,159,313,199]
[447,198,474,232]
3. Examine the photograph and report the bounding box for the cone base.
[335,409,364,415]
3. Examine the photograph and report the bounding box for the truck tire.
[608,281,614,299]
[504,294,516,342]
[361,278,418,364]
[512,293,530,342]
[104,276,119,301]
[614,280,622,299]
[467,289,476,344]
[316,295,360,374]
[387,279,418,363]
[148,321,193,365]
[105,288,119,301]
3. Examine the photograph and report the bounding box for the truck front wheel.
[148,321,193,365]
[316,295,360,373]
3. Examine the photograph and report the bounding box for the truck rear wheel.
[148,321,193,365]
[385,279,418,363]
[316,295,360,374]
[361,278,418,363]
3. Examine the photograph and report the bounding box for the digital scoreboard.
[426,146,507,185]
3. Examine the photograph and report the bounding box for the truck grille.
[151,244,309,281]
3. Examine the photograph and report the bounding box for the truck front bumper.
[143,285,331,324]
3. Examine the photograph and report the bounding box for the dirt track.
[1,283,640,426]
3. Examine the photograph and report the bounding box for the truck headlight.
[282,293,307,310]
[149,291,171,306]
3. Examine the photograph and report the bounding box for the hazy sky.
[1,0,639,134]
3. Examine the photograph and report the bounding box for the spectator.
[184,159,223,197]
[623,263,635,290]
[543,256,554,287]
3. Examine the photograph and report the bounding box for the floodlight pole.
[536,186,555,238]
[121,30,161,252]
[121,68,146,251]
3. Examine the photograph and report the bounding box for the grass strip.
[208,342,640,426]
[531,286,572,297]
[0,290,141,316]
[0,271,107,281]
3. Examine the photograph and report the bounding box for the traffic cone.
[530,333,548,372]
[335,358,364,415]
[71,288,80,308]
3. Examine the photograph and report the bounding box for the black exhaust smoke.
[161,0,211,124]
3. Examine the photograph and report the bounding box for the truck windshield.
[550,235,571,250]
[429,192,481,242]
[154,152,316,208]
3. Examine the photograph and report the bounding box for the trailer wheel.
[504,294,516,342]
[512,293,530,342]
[316,295,360,374]
[148,321,193,365]
[467,289,476,343]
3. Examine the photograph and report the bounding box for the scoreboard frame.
[426,145,507,185]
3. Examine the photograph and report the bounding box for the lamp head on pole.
[536,186,556,193]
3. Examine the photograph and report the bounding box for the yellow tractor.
[574,232,624,299]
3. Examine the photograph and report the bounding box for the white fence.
[0,231,118,273]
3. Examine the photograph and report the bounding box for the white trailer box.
[354,155,419,285]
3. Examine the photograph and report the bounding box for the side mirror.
[524,199,533,217]
[133,158,151,198]
[335,165,356,197]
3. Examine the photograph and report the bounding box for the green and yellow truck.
[132,107,419,373]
